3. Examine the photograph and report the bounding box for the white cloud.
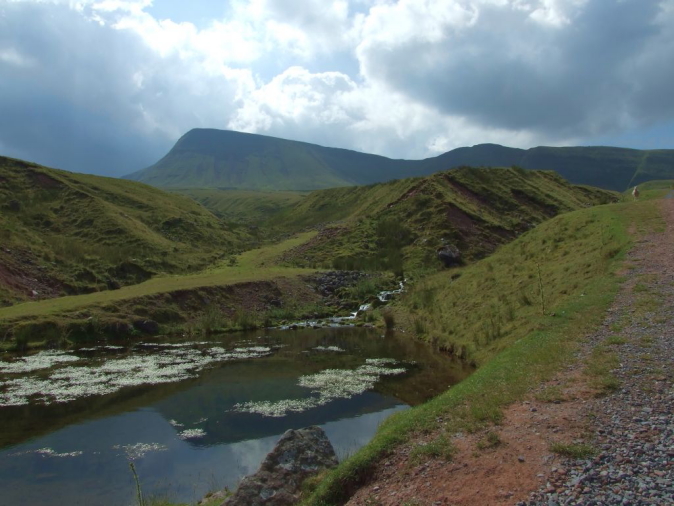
[0,46,35,67]
[528,0,588,27]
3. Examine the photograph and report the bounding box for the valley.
[0,147,672,506]
[4,3,674,505]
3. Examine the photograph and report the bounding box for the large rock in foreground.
[223,426,338,506]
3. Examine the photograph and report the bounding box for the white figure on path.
[632,186,640,200]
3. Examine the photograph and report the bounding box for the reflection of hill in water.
[160,389,402,448]
[0,327,472,450]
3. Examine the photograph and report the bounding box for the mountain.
[124,128,674,192]
[263,166,617,273]
[125,128,419,190]
[0,156,249,305]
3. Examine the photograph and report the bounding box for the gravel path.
[522,200,674,506]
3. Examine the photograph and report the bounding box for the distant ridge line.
[124,128,674,192]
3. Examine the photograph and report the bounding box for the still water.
[0,327,471,505]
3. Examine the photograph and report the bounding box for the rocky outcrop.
[223,426,338,506]
[437,244,462,267]
[307,270,367,297]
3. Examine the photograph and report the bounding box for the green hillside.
[266,167,617,273]
[0,156,249,306]
[172,188,307,223]
[304,194,663,506]
[124,129,674,192]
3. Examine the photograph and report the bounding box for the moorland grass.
[0,232,317,322]
[549,442,597,459]
[172,188,307,224]
[269,167,617,273]
[396,200,662,365]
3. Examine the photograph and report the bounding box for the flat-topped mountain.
[124,128,674,192]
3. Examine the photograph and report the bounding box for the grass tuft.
[476,431,502,450]
[550,442,597,459]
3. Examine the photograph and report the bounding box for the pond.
[0,327,472,506]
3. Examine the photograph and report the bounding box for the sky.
[1,0,673,177]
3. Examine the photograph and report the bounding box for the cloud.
[0,0,673,177]
[0,1,256,175]
[355,0,674,139]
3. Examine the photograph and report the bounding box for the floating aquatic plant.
[233,358,407,417]
[115,442,168,460]
[0,345,274,407]
[78,345,125,352]
[0,351,80,374]
[178,428,206,440]
[313,346,345,352]
[10,447,83,458]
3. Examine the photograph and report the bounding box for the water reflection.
[0,327,471,505]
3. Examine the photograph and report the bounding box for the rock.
[132,319,159,334]
[6,200,21,212]
[223,426,338,506]
[436,245,462,267]
[106,278,121,290]
[199,490,229,505]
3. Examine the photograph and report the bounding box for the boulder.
[223,426,338,506]
[437,244,462,267]
[132,319,159,334]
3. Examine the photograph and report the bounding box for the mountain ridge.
[124,128,674,192]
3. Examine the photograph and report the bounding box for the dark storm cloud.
[358,0,674,139]
[0,2,171,175]
[0,2,250,176]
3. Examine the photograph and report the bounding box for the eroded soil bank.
[0,270,396,350]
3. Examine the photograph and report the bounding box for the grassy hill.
[124,129,674,192]
[0,156,250,306]
[172,188,307,223]
[266,167,617,273]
